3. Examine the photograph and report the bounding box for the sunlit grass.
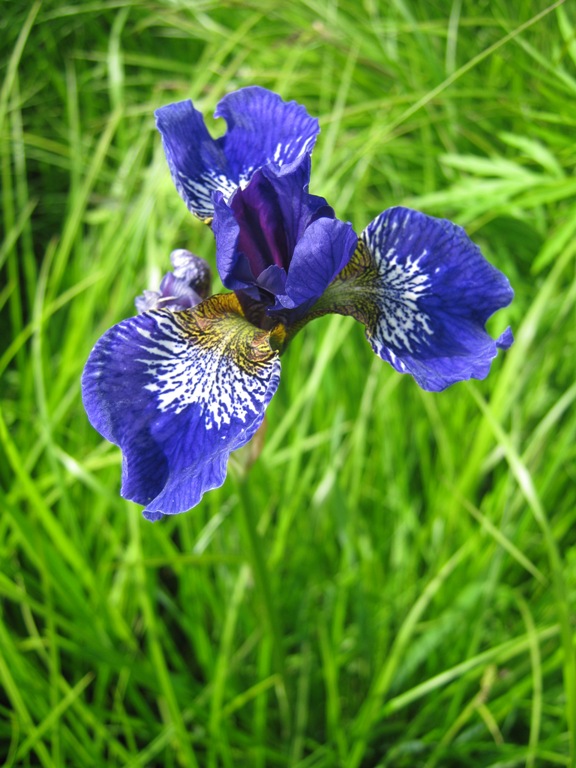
[1,1,575,766]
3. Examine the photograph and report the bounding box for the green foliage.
[1,1,575,766]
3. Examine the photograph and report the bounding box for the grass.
[1,0,576,765]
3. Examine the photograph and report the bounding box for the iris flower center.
[231,173,291,277]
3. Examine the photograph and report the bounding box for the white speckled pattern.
[363,209,433,356]
[131,307,280,431]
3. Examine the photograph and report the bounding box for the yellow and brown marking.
[171,293,286,375]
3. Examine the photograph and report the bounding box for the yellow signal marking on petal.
[269,323,286,352]
[170,292,285,377]
[137,294,283,431]
[334,239,375,284]
[299,239,380,330]
[328,239,381,327]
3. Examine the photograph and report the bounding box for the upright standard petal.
[212,158,351,317]
[82,294,283,519]
[155,87,319,221]
[155,100,229,222]
[317,207,513,391]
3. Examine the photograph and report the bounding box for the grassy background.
[2,0,576,766]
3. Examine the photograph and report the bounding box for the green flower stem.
[235,476,291,735]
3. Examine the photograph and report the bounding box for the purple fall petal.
[357,206,514,390]
[82,295,281,518]
[155,87,319,220]
[215,87,319,184]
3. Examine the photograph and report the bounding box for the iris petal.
[275,217,357,316]
[155,100,230,221]
[82,294,282,518]
[155,87,319,222]
[319,206,513,391]
[213,158,334,303]
[215,87,319,184]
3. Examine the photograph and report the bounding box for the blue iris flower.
[82,86,513,521]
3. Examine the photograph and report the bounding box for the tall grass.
[1,1,575,766]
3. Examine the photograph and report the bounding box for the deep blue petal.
[360,207,514,391]
[155,87,319,221]
[274,217,357,315]
[496,326,514,350]
[230,168,294,274]
[258,264,287,296]
[213,158,334,304]
[260,157,333,258]
[212,191,255,290]
[215,86,319,183]
[155,100,231,221]
[82,296,281,518]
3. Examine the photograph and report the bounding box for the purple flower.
[82,87,514,520]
